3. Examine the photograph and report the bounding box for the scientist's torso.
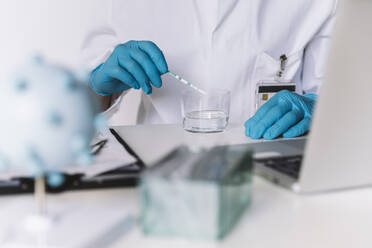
[85,0,337,124]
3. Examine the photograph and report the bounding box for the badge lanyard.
[255,54,296,111]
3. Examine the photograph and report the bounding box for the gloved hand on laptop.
[245,90,317,140]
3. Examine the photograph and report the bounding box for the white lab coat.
[82,0,338,125]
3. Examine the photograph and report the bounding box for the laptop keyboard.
[254,155,303,179]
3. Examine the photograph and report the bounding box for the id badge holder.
[255,81,296,110]
[255,54,297,111]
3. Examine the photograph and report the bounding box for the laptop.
[113,0,372,193]
[252,0,372,193]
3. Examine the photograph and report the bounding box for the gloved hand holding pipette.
[90,40,168,95]
[90,40,206,96]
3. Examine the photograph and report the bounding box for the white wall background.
[0,0,139,125]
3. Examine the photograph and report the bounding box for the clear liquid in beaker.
[183,110,228,133]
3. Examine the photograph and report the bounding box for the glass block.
[140,145,253,240]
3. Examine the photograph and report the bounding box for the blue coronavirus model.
[0,57,104,186]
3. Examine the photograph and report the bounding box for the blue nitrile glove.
[90,40,168,95]
[245,90,317,140]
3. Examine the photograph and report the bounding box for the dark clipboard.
[0,129,146,195]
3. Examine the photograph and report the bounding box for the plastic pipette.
[167,71,207,95]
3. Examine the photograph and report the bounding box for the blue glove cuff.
[303,93,318,101]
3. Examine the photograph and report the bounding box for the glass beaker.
[181,89,231,133]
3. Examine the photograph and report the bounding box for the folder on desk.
[0,129,145,195]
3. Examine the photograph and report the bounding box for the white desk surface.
[0,177,371,248]
[1,124,372,248]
